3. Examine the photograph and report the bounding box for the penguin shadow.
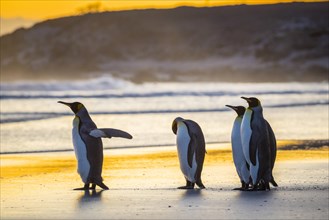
[179,188,203,200]
[77,189,104,204]
[235,188,276,199]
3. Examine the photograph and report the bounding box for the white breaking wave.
[0,75,132,91]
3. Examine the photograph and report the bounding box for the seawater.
[0,77,328,153]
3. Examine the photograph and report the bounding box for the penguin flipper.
[266,120,277,169]
[89,128,133,139]
[194,135,206,182]
[249,131,261,166]
[249,117,267,166]
[187,134,197,168]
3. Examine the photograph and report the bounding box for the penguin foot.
[258,180,271,191]
[233,187,249,191]
[74,184,90,191]
[234,182,250,191]
[96,182,109,190]
[233,182,250,191]
[249,188,267,191]
[74,187,89,191]
[233,187,243,190]
[242,182,250,190]
[74,183,109,190]
[178,180,195,189]
[90,184,96,190]
[196,180,206,189]
[248,183,270,191]
[177,186,195,189]
[73,187,89,191]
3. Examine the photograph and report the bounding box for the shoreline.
[1,139,328,155]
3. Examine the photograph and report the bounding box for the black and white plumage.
[226,105,250,190]
[172,117,206,189]
[240,97,278,190]
[58,101,133,190]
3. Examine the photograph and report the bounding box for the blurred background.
[1,0,328,82]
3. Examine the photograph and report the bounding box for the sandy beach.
[1,141,328,220]
[1,1,328,219]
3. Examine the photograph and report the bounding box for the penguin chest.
[241,109,253,165]
[231,117,243,162]
[231,117,249,182]
[72,117,90,183]
[176,123,198,182]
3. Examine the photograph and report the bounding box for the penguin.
[225,105,250,190]
[58,101,133,190]
[172,117,206,189]
[240,97,277,190]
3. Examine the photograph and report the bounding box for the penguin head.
[172,117,184,134]
[241,97,261,108]
[225,105,246,116]
[58,101,84,114]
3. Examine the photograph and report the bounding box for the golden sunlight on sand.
[1,141,328,219]
[1,141,327,179]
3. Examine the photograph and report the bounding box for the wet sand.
[1,141,328,219]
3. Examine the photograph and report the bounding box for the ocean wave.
[1,81,328,124]
[1,86,328,100]
[0,76,132,91]
[1,101,327,124]
[1,79,327,100]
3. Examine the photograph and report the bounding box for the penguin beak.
[58,101,72,107]
[226,105,241,115]
[225,105,236,111]
[241,97,250,102]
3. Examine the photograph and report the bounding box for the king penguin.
[58,101,133,190]
[226,105,250,190]
[240,97,278,190]
[172,117,206,189]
